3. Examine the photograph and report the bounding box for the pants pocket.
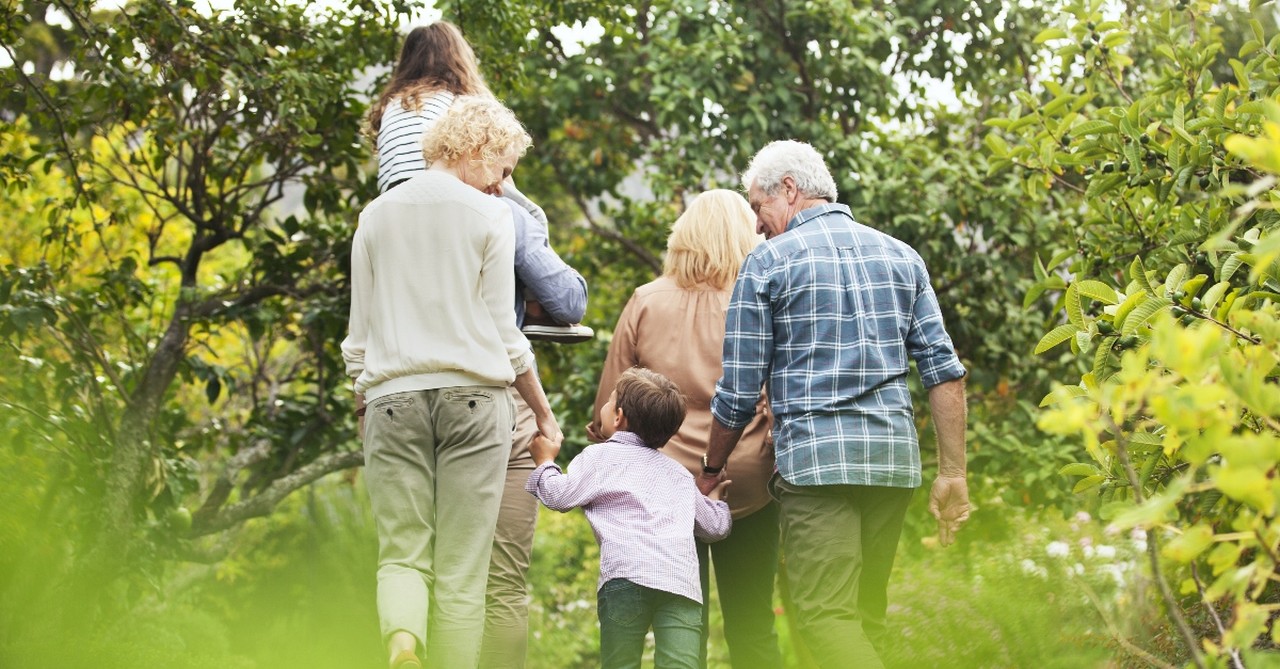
[669,596,702,628]
[599,578,644,627]
[442,388,496,411]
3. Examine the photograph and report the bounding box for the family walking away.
[344,20,970,669]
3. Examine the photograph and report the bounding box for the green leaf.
[1102,32,1128,47]
[1202,281,1231,312]
[1112,477,1189,529]
[205,377,221,404]
[1035,323,1082,354]
[1162,524,1215,563]
[1071,119,1117,136]
[1023,283,1048,309]
[1060,462,1099,477]
[1128,431,1164,453]
[1085,173,1127,200]
[1073,475,1105,494]
[1237,100,1271,116]
[1121,297,1173,334]
[984,132,1010,157]
[1041,385,1088,407]
[1222,254,1244,282]
[1114,290,1149,328]
[1034,27,1068,43]
[1164,263,1188,297]
[1093,338,1112,375]
[1129,256,1149,286]
[1231,58,1250,89]
[1065,283,1084,327]
[1048,249,1075,270]
[1076,280,1118,305]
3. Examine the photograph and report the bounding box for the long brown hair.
[365,21,492,138]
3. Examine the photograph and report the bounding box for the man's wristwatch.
[701,454,723,476]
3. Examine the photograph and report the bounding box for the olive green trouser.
[364,386,514,669]
[478,389,539,669]
[771,475,913,669]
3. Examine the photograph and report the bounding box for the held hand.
[529,433,562,466]
[536,413,562,446]
[706,478,732,502]
[696,470,726,497]
[585,422,604,443]
[929,474,971,547]
[356,392,366,442]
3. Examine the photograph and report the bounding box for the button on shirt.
[526,431,732,603]
[711,203,966,489]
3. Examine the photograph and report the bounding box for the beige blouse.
[591,275,774,519]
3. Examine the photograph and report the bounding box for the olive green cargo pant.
[771,476,913,669]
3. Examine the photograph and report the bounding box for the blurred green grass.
[1,475,1128,668]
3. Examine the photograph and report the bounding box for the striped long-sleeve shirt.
[375,91,454,193]
[526,431,731,603]
[711,203,967,489]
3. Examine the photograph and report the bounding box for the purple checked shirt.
[526,431,732,604]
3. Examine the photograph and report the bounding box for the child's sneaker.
[521,300,594,343]
[522,321,595,344]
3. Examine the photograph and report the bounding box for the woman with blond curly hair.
[589,190,784,669]
[365,22,588,669]
[343,96,563,669]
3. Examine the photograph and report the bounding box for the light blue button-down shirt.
[711,203,966,489]
[508,198,587,326]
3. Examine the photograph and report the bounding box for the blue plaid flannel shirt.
[711,203,966,489]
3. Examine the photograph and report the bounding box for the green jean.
[363,386,514,669]
[771,475,913,669]
[599,578,703,669]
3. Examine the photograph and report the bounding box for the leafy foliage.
[995,0,1280,662]
[0,0,411,620]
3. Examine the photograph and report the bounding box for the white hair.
[741,140,838,201]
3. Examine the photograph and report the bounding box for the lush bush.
[991,0,1280,662]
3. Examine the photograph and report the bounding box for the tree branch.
[1111,418,1206,669]
[189,449,364,536]
[571,189,662,275]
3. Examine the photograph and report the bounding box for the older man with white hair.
[696,140,970,668]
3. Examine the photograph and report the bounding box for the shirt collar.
[786,202,852,233]
[609,430,650,449]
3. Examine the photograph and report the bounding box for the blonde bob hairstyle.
[421,95,532,168]
[663,189,763,290]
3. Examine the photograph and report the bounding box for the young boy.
[526,368,732,669]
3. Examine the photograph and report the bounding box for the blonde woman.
[343,96,561,669]
[365,23,588,669]
[589,190,784,669]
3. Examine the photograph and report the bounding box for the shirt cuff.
[524,461,562,495]
[512,349,536,377]
[710,395,755,431]
[920,359,968,388]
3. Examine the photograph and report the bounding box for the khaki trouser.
[363,386,514,669]
[478,389,540,669]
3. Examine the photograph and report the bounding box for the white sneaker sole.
[521,324,595,344]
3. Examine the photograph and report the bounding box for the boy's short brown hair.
[615,368,687,448]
